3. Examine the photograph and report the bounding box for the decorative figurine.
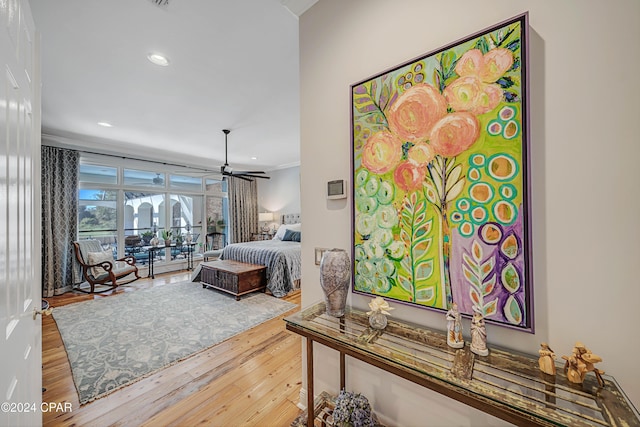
[445,302,464,349]
[538,342,557,375]
[367,296,394,330]
[562,341,605,386]
[470,310,489,356]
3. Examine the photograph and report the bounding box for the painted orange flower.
[361,130,402,174]
[445,48,513,115]
[387,83,447,143]
[393,160,426,191]
[454,49,484,77]
[429,112,480,157]
[407,142,436,166]
[455,48,513,82]
[479,48,514,83]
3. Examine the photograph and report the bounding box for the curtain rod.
[48,145,216,174]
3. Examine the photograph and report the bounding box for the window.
[78,189,117,253]
[78,156,228,269]
[124,192,165,234]
[79,164,117,185]
[123,169,166,188]
[170,174,202,192]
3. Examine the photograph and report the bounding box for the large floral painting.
[351,13,532,330]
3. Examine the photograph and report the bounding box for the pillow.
[282,229,301,242]
[273,223,302,240]
[87,250,115,277]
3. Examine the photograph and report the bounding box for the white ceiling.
[29,0,317,172]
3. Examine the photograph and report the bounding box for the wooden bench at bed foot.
[200,260,267,300]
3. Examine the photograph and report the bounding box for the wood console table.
[285,302,639,427]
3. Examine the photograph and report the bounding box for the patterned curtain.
[227,177,258,243]
[42,146,79,297]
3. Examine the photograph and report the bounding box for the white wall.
[300,0,640,424]
[258,165,301,220]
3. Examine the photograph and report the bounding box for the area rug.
[52,282,297,404]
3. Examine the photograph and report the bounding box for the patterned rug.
[52,282,297,404]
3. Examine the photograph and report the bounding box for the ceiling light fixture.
[147,53,170,66]
[251,156,257,160]
[97,122,113,127]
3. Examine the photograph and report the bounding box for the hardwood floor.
[42,271,303,426]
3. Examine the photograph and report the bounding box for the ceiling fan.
[152,173,164,185]
[217,129,270,181]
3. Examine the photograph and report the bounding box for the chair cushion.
[87,250,115,278]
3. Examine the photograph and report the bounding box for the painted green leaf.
[504,295,523,324]
[412,239,432,259]
[445,178,465,203]
[399,189,439,303]
[400,229,411,247]
[415,259,434,280]
[462,253,479,274]
[483,299,498,317]
[480,258,495,280]
[501,263,521,293]
[398,274,413,294]
[463,265,480,288]
[415,287,435,304]
[481,274,496,295]
[446,164,462,189]
[469,287,481,306]
[423,181,438,205]
[475,37,490,54]
[471,240,484,263]
[414,218,432,240]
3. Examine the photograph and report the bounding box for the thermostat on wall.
[327,179,347,199]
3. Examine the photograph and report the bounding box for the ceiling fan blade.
[173,170,220,176]
[232,170,266,174]
[234,173,270,179]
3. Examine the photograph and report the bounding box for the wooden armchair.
[73,239,140,293]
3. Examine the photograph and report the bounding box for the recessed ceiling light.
[147,53,170,66]
[251,156,257,160]
[97,122,113,127]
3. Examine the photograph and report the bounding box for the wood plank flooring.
[42,271,303,426]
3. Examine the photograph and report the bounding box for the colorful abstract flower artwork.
[351,13,532,330]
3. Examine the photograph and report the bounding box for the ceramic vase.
[319,248,351,317]
[150,236,159,247]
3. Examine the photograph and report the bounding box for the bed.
[193,214,301,297]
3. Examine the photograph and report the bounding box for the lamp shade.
[259,212,274,222]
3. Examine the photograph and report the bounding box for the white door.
[0,0,42,425]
